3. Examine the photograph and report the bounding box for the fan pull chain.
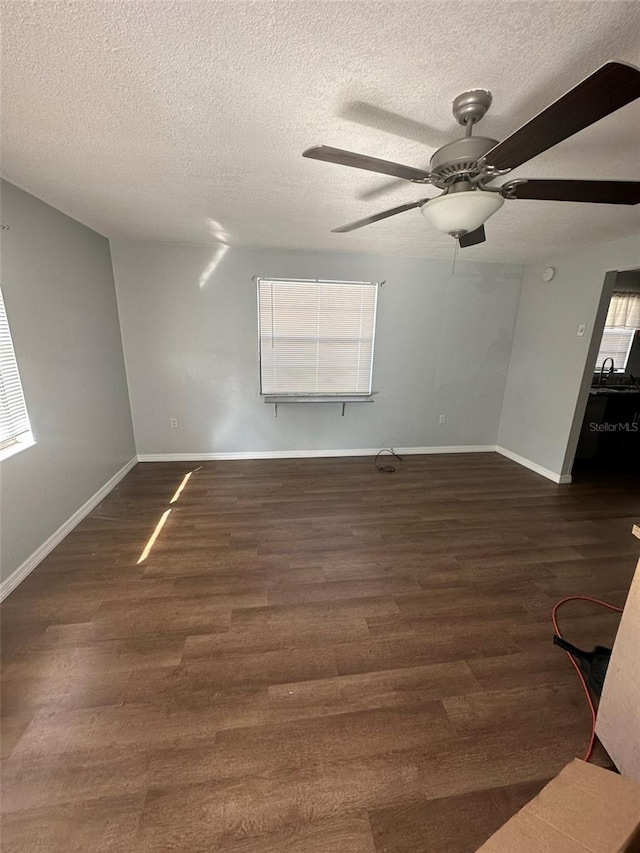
[451,237,459,274]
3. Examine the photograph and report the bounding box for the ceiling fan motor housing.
[429,136,498,182]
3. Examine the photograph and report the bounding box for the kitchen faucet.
[598,357,615,385]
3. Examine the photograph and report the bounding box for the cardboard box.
[475,759,640,852]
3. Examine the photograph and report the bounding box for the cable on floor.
[375,448,403,473]
[552,595,623,762]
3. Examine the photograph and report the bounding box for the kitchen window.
[594,327,636,372]
[595,291,640,373]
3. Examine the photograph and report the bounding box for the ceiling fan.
[303,61,640,248]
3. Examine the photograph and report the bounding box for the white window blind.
[0,288,32,449]
[258,278,378,395]
[594,326,636,372]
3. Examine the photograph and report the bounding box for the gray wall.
[0,181,135,582]
[110,241,523,456]
[498,235,640,479]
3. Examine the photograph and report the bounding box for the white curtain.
[606,292,640,329]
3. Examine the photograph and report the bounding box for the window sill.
[262,394,376,403]
[0,433,36,462]
[262,394,376,417]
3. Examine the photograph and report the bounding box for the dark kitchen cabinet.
[575,392,640,470]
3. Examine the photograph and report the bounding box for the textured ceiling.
[2,0,639,262]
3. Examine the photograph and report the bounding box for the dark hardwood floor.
[2,453,639,852]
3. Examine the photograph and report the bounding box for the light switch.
[577,324,586,337]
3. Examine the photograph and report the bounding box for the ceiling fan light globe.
[420,192,504,235]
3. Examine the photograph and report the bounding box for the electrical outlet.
[439,414,446,424]
[170,418,178,429]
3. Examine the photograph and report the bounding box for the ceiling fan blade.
[331,200,428,233]
[504,179,640,205]
[303,145,432,182]
[458,225,486,248]
[483,62,640,171]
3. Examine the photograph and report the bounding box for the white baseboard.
[137,445,496,463]
[0,456,138,602]
[495,446,572,484]
[137,446,571,484]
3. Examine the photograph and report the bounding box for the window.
[594,327,636,372]
[257,278,378,396]
[0,288,33,455]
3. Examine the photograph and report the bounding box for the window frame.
[256,277,379,400]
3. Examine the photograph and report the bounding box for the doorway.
[573,270,640,476]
